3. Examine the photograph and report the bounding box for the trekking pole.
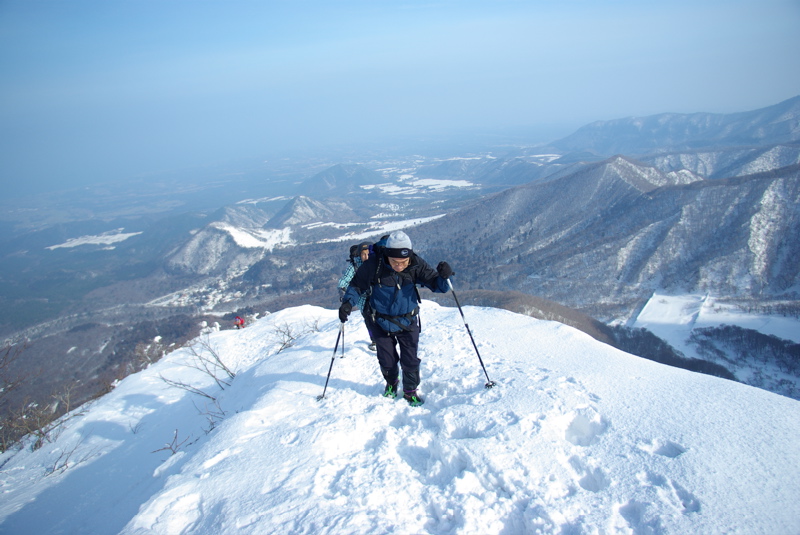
[317,322,345,401]
[448,279,496,389]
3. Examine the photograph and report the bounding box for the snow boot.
[383,381,399,399]
[380,367,399,398]
[403,390,425,406]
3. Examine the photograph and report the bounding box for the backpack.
[346,235,389,268]
[347,244,360,267]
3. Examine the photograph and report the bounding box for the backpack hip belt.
[371,307,419,332]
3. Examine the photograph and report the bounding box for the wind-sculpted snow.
[1,303,798,534]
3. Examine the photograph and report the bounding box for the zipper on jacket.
[393,272,401,299]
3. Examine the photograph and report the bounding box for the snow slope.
[1,302,798,534]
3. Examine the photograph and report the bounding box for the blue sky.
[1,0,798,196]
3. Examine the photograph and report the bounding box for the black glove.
[338,301,352,323]
[437,261,453,279]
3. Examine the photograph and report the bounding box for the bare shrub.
[194,398,226,434]
[5,382,90,452]
[186,334,236,388]
[152,429,192,456]
[272,317,321,354]
[303,316,322,333]
[45,437,99,476]
[158,333,236,435]
[159,375,218,401]
[273,322,300,353]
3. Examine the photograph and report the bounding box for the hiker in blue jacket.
[339,231,453,406]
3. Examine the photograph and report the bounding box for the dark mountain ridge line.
[550,95,800,156]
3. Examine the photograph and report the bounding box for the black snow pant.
[360,308,374,341]
[365,315,421,393]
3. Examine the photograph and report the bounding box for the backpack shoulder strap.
[410,253,422,303]
[370,242,385,287]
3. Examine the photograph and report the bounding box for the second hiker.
[339,230,453,406]
[337,241,376,351]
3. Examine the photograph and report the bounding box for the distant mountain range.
[550,95,800,156]
[300,163,385,197]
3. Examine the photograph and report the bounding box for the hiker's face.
[360,249,369,262]
[388,256,410,272]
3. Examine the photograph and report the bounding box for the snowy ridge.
[209,222,293,250]
[165,224,271,277]
[646,144,800,179]
[316,214,446,244]
[1,302,798,534]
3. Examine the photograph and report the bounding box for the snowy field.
[45,228,143,250]
[1,302,798,534]
[359,176,474,196]
[632,292,800,347]
[632,292,800,398]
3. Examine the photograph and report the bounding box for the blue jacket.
[343,252,449,333]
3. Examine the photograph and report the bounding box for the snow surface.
[1,302,799,534]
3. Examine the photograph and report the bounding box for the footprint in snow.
[564,407,609,447]
[637,471,702,515]
[617,500,665,534]
[638,438,687,458]
[568,455,611,493]
[437,408,520,440]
